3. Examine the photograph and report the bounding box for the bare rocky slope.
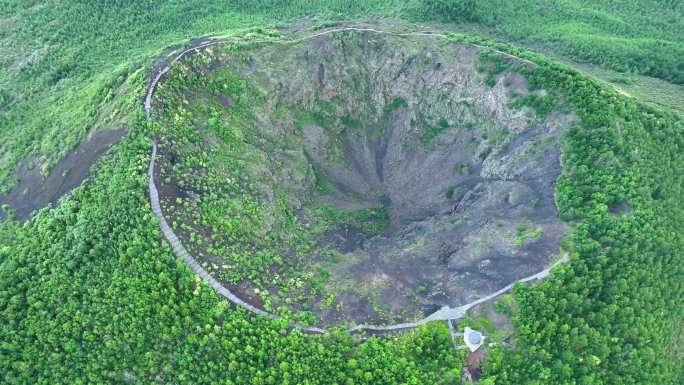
[0,127,126,221]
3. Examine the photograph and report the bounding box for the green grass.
[383,96,408,114]
[476,50,513,87]
[565,59,684,113]
[416,0,684,84]
[452,162,469,175]
[512,225,543,247]
[320,205,390,236]
[445,185,459,199]
[419,117,451,143]
[352,207,391,235]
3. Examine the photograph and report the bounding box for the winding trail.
[145,26,564,334]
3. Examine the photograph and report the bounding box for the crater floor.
[152,29,572,326]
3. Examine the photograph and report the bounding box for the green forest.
[1,1,683,384]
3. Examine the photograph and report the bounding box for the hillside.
[0,2,682,385]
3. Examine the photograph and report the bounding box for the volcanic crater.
[152,29,572,326]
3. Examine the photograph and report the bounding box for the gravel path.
[144,26,566,334]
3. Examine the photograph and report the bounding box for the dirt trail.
[144,26,567,334]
